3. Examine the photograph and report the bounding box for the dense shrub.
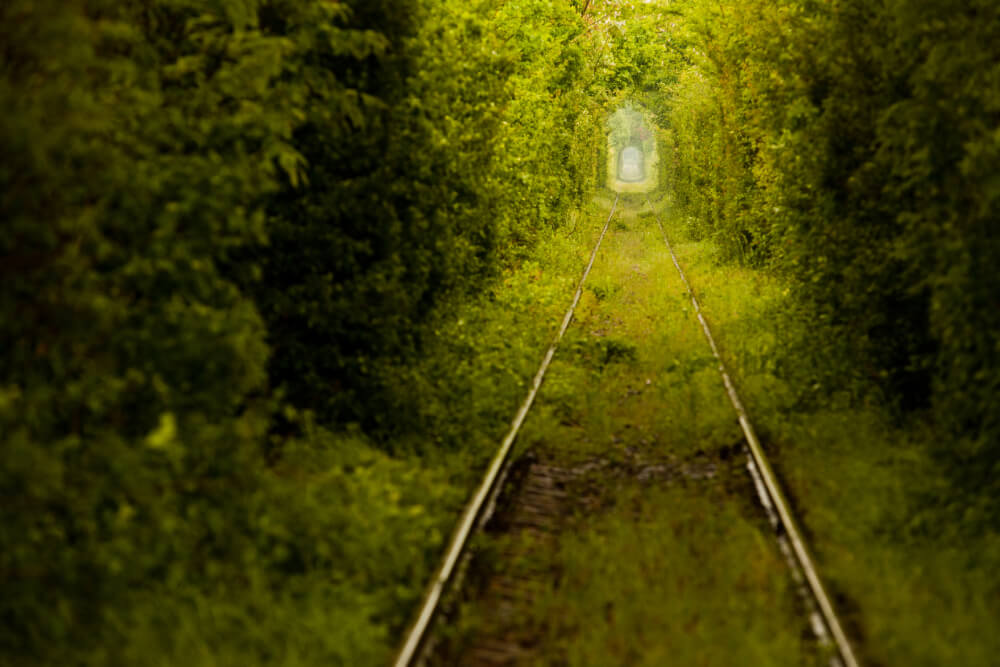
[243,0,606,429]
[1,0,608,662]
[241,0,501,427]
[2,0,279,652]
[662,0,1000,515]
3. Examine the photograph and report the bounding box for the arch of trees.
[2,0,998,663]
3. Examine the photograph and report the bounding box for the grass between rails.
[439,195,829,665]
[657,198,1000,666]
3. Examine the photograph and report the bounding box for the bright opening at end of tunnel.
[619,146,645,182]
[607,103,659,194]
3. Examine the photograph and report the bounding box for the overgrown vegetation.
[434,199,829,665]
[512,201,825,665]
[0,0,611,663]
[668,212,1000,666]
[661,0,1000,518]
[649,0,1000,661]
[4,0,999,663]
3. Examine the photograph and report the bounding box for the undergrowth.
[661,198,1000,666]
[13,199,611,666]
[439,197,827,665]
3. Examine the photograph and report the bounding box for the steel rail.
[393,194,619,667]
[646,198,860,667]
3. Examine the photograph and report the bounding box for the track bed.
[408,197,853,666]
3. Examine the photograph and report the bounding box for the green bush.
[1,0,610,662]
[241,0,606,430]
[1,0,278,652]
[661,0,1000,516]
[243,0,507,426]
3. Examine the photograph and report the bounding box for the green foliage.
[660,0,1000,515]
[2,0,277,653]
[658,214,1000,666]
[7,0,998,661]
[244,0,607,427]
[607,104,654,154]
[439,199,825,665]
[0,0,614,662]
[243,0,501,426]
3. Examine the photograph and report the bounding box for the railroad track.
[393,194,620,667]
[645,197,859,667]
[394,194,860,667]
